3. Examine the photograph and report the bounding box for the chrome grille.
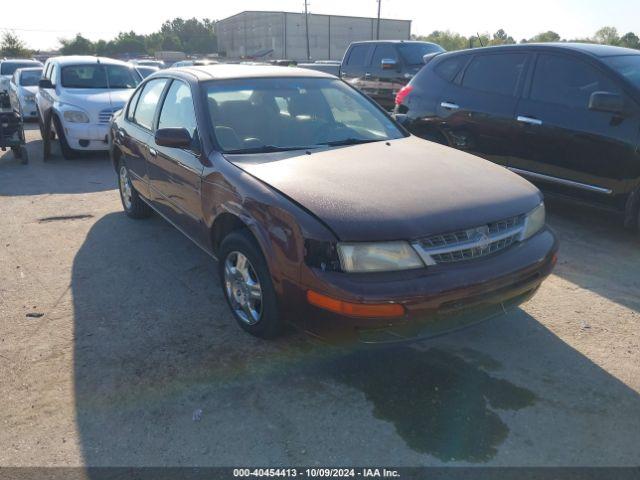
[413,215,525,266]
[98,107,121,124]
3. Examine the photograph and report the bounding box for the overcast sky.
[4,0,640,50]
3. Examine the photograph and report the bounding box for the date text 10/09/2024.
[233,469,401,478]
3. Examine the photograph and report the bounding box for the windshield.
[1,61,41,75]
[602,55,640,89]
[205,77,405,153]
[20,69,43,86]
[61,65,141,89]
[398,43,445,65]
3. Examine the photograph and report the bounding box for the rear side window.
[434,56,467,82]
[371,44,398,67]
[531,54,619,109]
[132,79,167,130]
[346,45,370,67]
[462,53,528,96]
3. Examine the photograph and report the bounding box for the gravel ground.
[0,124,639,467]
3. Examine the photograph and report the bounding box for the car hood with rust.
[227,136,543,242]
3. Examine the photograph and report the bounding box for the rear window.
[434,56,467,82]
[398,43,445,65]
[1,61,40,75]
[61,64,140,89]
[462,53,528,96]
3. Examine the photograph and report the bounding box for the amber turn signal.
[306,290,405,318]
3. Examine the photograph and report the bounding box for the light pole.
[376,0,381,40]
[304,0,311,61]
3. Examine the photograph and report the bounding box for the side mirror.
[38,78,53,89]
[393,113,410,126]
[589,91,625,115]
[155,127,192,149]
[381,58,398,70]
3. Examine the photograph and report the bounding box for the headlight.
[337,241,424,273]
[521,203,546,240]
[63,110,89,123]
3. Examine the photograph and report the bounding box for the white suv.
[36,56,141,159]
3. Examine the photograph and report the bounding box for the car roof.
[15,67,43,72]
[164,64,334,81]
[440,42,640,58]
[46,56,134,67]
[350,40,437,46]
[1,59,41,64]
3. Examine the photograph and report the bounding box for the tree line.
[413,26,640,51]
[2,22,640,59]
[0,18,217,58]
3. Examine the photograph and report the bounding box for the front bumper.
[292,228,558,344]
[59,120,110,151]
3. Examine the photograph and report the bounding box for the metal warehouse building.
[216,11,411,61]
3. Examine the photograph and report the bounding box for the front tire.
[52,115,77,160]
[218,230,282,339]
[118,161,152,219]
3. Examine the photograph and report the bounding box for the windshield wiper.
[316,138,382,147]
[225,145,320,154]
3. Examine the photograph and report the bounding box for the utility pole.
[376,0,381,40]
[304,0,311,61]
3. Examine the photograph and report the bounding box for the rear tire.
[218,230,282,339]
[117,161,152,219]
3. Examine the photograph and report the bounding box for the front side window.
[205,77,405,153]
[371,44,398,67]
[158,81,197,138]
[132,79,167,130]
[20,70,43,86]
[462,53,528,96]
[531,54,618,109]
[60,65,140,89]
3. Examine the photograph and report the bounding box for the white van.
[36,56,141,159]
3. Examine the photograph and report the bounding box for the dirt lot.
[1,124,639,467]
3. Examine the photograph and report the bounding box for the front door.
[511,52,640,204]
[149,79,204,241]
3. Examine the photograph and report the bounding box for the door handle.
[517,115,543,126]
[440,102,460,110]
[148,147,157,157]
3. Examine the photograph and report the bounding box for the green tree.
[1,32,30,57]
[59,34,95,55]
[490,29,516,46]
[528,31,562,43]
[160,17,216,54]
[619,32,639,49]
[414,30,469,51]
[110,31,147,55]
[594,26,620,45]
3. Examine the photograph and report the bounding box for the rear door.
[149,79,205,240]
[340,44,373,94]
[436,52,530,167]
[511,52,640,203]
[123,78,168,197]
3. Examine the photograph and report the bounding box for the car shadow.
[0,134,114,197]
[545,197,640,313]
[72,213,640,466]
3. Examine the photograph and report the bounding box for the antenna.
[477,32,484,47]
[304,0,311,61]
[376,0,382,40]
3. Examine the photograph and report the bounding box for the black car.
[395,43,640,230]
[340,40,444,110]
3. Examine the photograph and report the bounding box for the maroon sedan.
[110,65,558,343]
